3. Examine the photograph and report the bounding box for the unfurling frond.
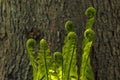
[84,29,95,41]
[62,31,78,80]
[80,7,96,80]
[26,39,38,80]
[37,39,51,80]
[85,7,96,29]
[65,20,74,33]
[85,7,96,18]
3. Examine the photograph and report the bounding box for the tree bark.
[0,0,119,80]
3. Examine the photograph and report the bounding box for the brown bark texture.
[0,0,120,80]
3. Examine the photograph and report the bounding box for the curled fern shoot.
[80,42,95,80]
[40,39,49,50]
[82,29,95,49]
[80,7,96,80]
[80,29,95,80]
[65,20,74,33]
[84,29,95,42]
[85,7,96,29]
[51,52,63,80]
[37,39,51,80]
[53,52,63,66]
[85,7,96,18]
[26,39,37,80]
[62,31,78,80]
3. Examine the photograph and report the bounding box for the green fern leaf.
[37,39,51,80]
[62,32,78,80]
[80,41,94,80]
[65,20,74,33]
[80,7,96,80]
[26,39,38,80]
[49,52,63,80]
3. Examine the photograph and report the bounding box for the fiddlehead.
[85,7,96,29]
[80,7,96,80]
[65,20,74,33]
[67,32,77,45]
[85,7,96,18]
[26,38,37,67]
[63,31,78,80]
[53,52,63,66]
[26,38,36,51]
[37,39,51,80]
[84,29,95,41]
[52,52,63,80]
[40,39,48,50]
[26,39,37,80]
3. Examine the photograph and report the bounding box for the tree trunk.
[0,0,119,80]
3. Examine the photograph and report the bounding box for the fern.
[26,39,51,80]
[37,39,51,80]
[26,39,38,80]
[80,7,96,80]
[62,21,78,80]
[80,29,95,80]
[65,20,74,33]
[85,7,96,29]
[26,7,96,80]
[50,52,63,80]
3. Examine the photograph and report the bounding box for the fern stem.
[62,60,63,80]
[67,45,75,80]
[43,48,49,80]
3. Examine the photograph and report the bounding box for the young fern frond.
[53,52,63,68]
[84,29,95,42]
[80,7,96,80]
[37,39,51,80]
[26,39,38,80]
[82,29,95,49]
[65,20,74,33]
[62,21,78,80]
[80,41,94,80]
[80,29,95,80]
[85,7,96,29]
[51,52,63,80]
